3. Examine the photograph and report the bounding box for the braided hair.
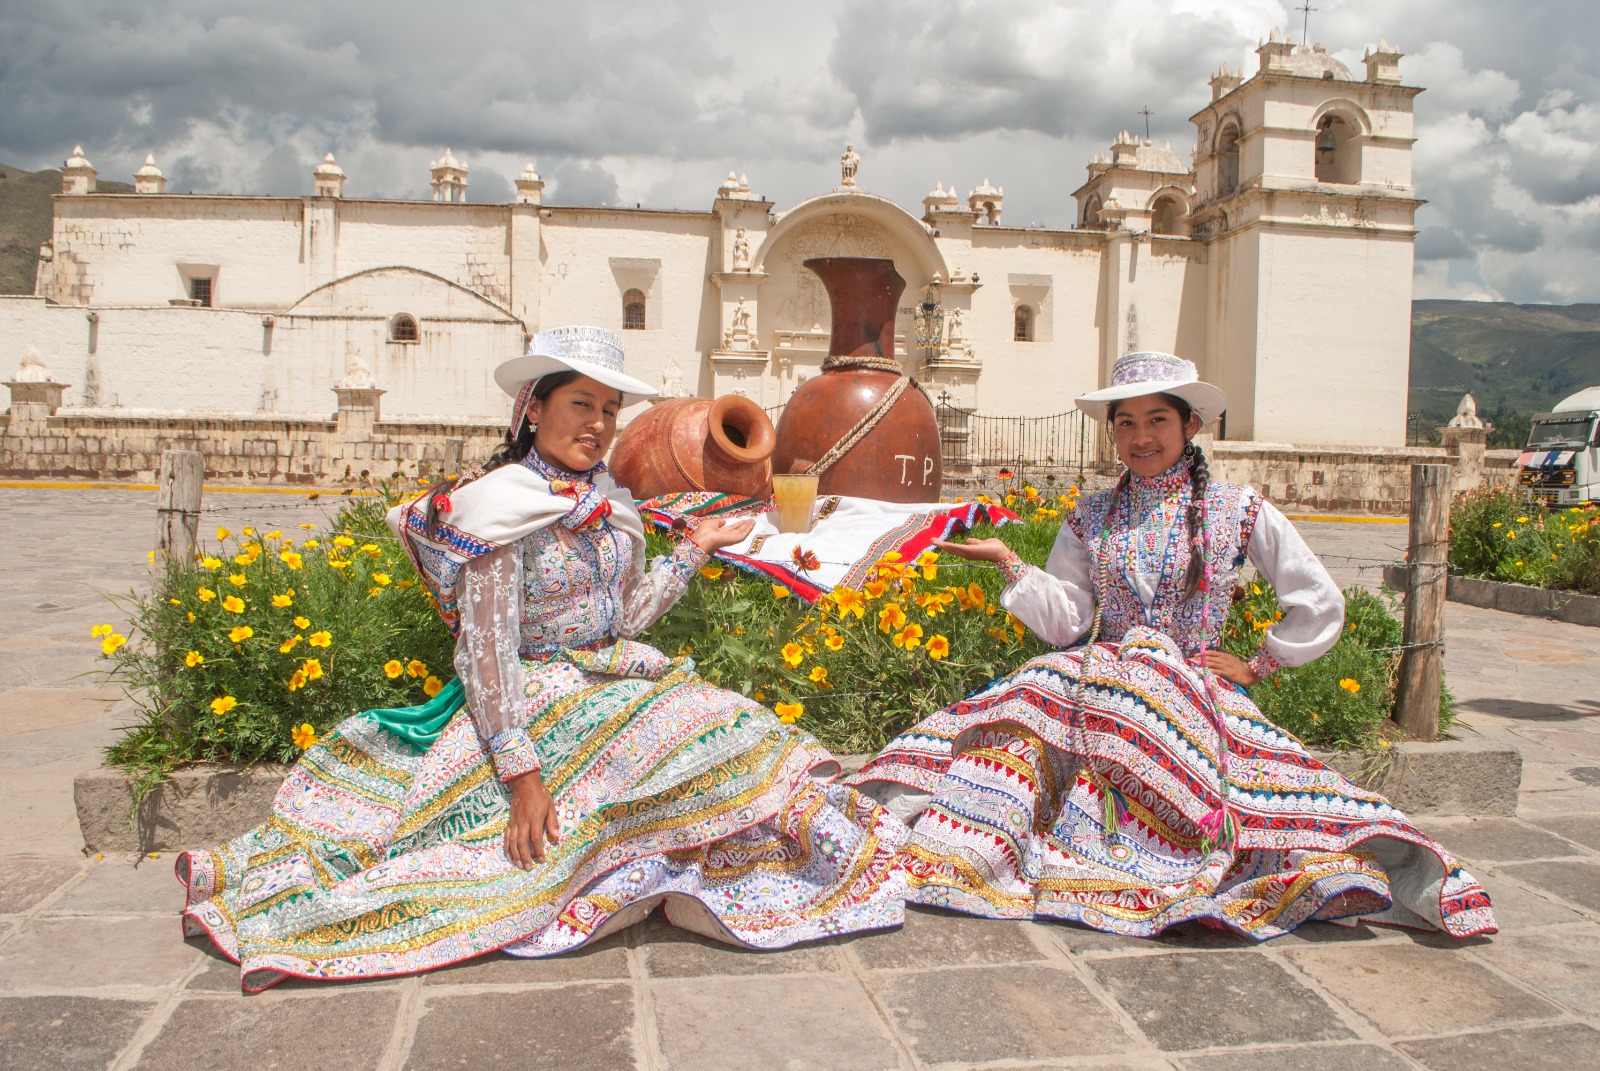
[422,370,581,533]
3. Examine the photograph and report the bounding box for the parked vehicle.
[1519,386,1600,505]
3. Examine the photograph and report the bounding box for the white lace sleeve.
[618,537,709,639]
[452,544,539,781]
[998,522,1097,648]
[1246,500,1346,672]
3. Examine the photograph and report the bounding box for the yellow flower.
[200,556,222,570]
[271,592,294,608]
[184,650,204,667]
[293,616,311,630]
[809,665,828,683]
[770,584,791,600]
[1516,516,1529,524]
[915,549,940,580]
[384,659,404,679]
[360,543,381,557]
[825,634,844,651]
[308,631,332,648]
[228,573,247,587]
[966,582,987,608]
[304,539,321,549]
[291,723,318,750]
[227,625,254,643]
[333,535,355,547]
[397,659,424,680]
[302,658,324,681]
[753,690,766,701]
[1507,530,1517,540]
[100,633,128,655]
[892,623,924,650]
[878,603,907,632]
[298,523,316,530]
[1339,678,1361,694]
[280,550,304,570]
[168,597,183,606]
[927,634,951,660]
[286,669,307,692]
[90,624,113,638]
[372,573,391,587]
[832,587,866,619]
[328,558,350,570]
[266,530,283,540]
[1491,522,1502,528]
[216,527,232,541]
[279,634,302,654]
[221,595,245,614]
[781,642,805,668]
[397,580,414,589]
[423,675,443,697]
[864,579,888,599]
[187,611,195,623]
[209,695,237,716]
[699,564,725,581]
[774,701,803,724]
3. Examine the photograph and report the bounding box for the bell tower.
[1189,31,1421,446]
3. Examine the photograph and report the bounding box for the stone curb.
[73,738,1520,851]
[1383,563,1600,627]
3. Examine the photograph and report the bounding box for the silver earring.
[1182,440,1197,459]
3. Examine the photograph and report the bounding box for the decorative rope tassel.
[1101,779,1131,838]
[1197,803,1239,855]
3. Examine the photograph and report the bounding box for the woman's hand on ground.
[929,536,1012,563]
[505,772,561,870]
[689,516,756,553]
[1198,649,1259,687]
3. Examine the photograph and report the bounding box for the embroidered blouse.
[451,453,706,782]
[1000,462,1344,673]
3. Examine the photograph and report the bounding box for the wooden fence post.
[442,438,464,477]
[157,450,205,563]
[1395,463,1452,740]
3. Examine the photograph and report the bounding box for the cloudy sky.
[2,0,1595,303]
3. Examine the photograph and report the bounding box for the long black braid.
[422,370,581,534]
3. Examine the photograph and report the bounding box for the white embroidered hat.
[1074,351,1227,425]
[493,325,658,408]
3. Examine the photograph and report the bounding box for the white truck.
[1518,385,1600,506]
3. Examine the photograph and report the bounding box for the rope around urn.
[803,355,930,478]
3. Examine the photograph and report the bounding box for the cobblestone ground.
[2,489,1597,1071]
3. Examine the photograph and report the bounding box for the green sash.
[363,677,466,751]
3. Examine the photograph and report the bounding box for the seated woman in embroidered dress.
[849,351,1496,942]
[177,327,906,991]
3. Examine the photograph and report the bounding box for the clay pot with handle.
[770,257,943,502]
[609,393,776,499]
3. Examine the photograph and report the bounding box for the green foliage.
[1448,485,1600,593]
[1219,581,1450,749]
[97,496,454,801]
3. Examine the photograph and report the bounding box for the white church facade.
[3,34,1420,449]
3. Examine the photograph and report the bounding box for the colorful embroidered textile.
[850,628,1495,940]
[180,645,907,990]
[638,492,1018,602]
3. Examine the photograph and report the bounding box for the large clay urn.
[609,393,776,499]
[771,257,943,501]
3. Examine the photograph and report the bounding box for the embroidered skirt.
[848,628,1496,941]
[179,646,906,990]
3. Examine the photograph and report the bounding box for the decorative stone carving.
[772,214,894,332]
[732,228,751,271]
[1448,394,1485,430]
[839,144,860,188]
[660,357,687,398]
[15,344,51,383]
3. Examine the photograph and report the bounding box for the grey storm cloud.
[0,0,1596,302]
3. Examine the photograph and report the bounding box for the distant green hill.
[0,162,131,295]
[1410,299,1600,446]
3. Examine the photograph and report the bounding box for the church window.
[622,289,647,330]
[1216,124,1240,196]
[188,276,213,307]
[1014,305,1034,342]
[1151,196,1184,236]
[389,313,419,343]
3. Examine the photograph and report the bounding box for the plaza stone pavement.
[2,491,1599,1071]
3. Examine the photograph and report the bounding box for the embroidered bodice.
[517,521,633,654]
[1000,464,1343,672]
[1067,464,1260,654]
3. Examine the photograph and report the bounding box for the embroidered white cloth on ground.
[637,492,1018,601]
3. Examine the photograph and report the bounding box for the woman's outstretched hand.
[1197,649,1259,687]
[689,516,757,554]
[505,771,561,870]
[929,536,1012,564]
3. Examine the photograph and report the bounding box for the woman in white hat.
[850,351,1496,942]
[179,327,906,990]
